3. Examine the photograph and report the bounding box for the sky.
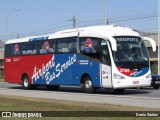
[0,0,158,40]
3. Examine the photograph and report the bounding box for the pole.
[68,16,76,28]
[5,9,21,40]
[158,0,160,74]
[73,16,76,28]
[104,0,107,25]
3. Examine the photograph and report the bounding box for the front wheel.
[22,75,32,90]
[83,76,96,93]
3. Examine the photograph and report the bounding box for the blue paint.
[130,67,149,77]
[32,53,100,87]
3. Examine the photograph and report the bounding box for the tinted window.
[38,40,56,54]
[79,37,100,59]
[101,40,111,65]
[12,43,21,56]
[57,37,77,53]
[5,44,12,57]
[21,42,37,55]
[113,36,149,69]
[5,43,21,56]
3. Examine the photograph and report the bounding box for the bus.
[4,25,156,93]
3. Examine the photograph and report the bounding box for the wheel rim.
[24,78,29,88]
[85,80,92,89]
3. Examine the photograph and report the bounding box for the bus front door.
[100,43,112,88]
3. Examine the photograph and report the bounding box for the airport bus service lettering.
[32,54,77,84]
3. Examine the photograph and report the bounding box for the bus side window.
[12,43,20,56]
[21,42,37,55]
[57,37,77,53]
[79,37,100,60]
[5,44,12,57]
[38,40,56,54]
[38,40,55,54]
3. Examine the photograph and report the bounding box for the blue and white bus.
[4,25,156,93]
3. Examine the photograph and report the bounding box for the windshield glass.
[112,36,149,69]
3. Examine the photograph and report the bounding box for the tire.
[153,86,159,89]
[22,75,32,90]
[114,89,125,94]
[83,76,96,93]
[46,85,60,90]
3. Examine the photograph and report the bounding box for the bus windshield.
[112,36,149,69]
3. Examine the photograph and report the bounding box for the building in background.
[0,41,4,69]
[0,49,4,69]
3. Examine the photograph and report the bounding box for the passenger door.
[100,40,112,88]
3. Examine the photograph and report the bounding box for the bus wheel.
[46,85,60,90]
[22,75,31,90]
[83,76,95,93]
[114,89,125,94]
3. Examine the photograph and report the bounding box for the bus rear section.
[4,36,102,92]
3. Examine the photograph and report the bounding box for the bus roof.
[5,25,140,44]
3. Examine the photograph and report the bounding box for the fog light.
[113,73,125,79]
[146,74,151,78]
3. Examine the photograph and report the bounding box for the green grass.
[0,95,160,120]
[0,95,159,111]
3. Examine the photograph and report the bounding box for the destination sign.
[115,37,140,42]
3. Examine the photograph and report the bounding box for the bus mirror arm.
[107,36,117,51]
[142,37,156,52]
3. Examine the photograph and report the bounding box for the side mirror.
[142,37,156,52]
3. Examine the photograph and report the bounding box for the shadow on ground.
[8,84,151,95]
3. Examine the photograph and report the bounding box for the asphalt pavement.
[0,82,160,109]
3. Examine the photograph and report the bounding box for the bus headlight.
[113,73,125,79]
[146,74,151,78]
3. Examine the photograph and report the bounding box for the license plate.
[155,81,160,84]
[133,81,139,84]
